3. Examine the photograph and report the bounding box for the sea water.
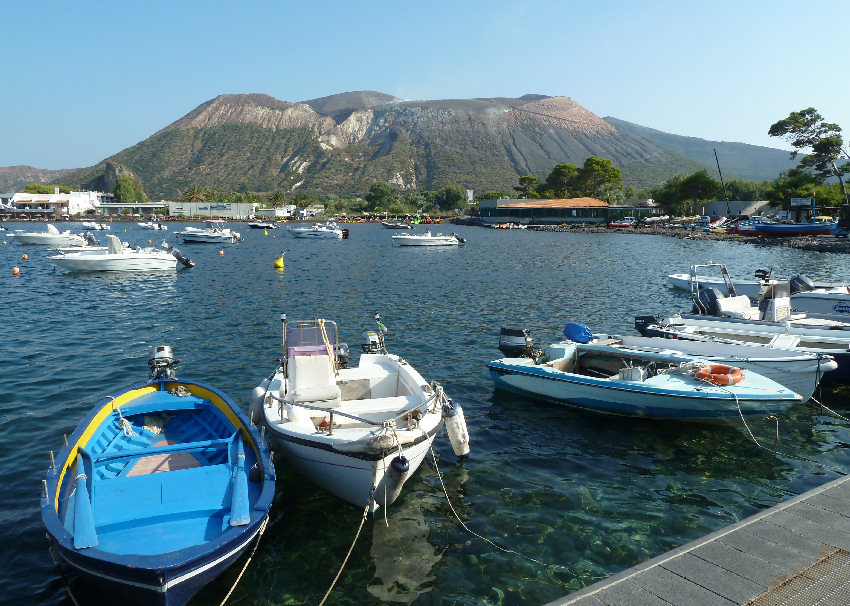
[2,222,849,605]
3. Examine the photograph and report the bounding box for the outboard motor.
[148,345,180,380]
[361,330,381,353]
[635,315,662,336]
[341,228,350,239]
[692,286,723,316]
[789,274,816,294]
[452,234,466,244]
[754,267,772,282]
[170,247,194,268]
[83,231,98,246]
[336,342,350,369]
[498,327,535,357]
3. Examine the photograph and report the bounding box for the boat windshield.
[286,320,338,354]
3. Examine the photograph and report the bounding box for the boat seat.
[286,354,341,407]
[716,295,760,320]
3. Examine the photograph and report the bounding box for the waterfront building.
[0,189,109,217]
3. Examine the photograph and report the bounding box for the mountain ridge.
[0,92,797,196]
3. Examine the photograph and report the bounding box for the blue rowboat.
[41,346,276,606]
[489,325,802,421]
[752,218,838,237]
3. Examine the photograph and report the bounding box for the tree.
[474,190,509,202]
[180,185,205,203]
[514,175,539,199]
[432,185,467,211]
[769,108,849,207]
[574,157,621,198]
[270,191,285,207]
[364,182,400,210]
[543,163,579,198]
[113,176,146,204]
[679,169,721,203]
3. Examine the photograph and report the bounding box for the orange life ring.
[694,364,744,385]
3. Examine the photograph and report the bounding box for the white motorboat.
[668,264,843,300]
[489,324,802,421]
[391,229,465,246]
[593,331,836,402]
[137,221,167,230]
[250,315,469,511]
[381,221,411,229]
[287,222,345,239]
[176,219,242,243]
[50,234,194,272]
[248,221,277,229]
[14,223,87,247]
[80,221,110,230]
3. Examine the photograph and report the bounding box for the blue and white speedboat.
[41,346,275,606]
[488,324,802,420]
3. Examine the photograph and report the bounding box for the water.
[3,222,850,605]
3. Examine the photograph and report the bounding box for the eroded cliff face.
[59,91,690,196]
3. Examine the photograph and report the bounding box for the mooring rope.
[429,446,547,568]
[318,484,376,606]
[48,542,81,606]
[218,517,269,606]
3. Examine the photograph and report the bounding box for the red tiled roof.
[500,197,608,208]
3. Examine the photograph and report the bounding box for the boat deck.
[547,475,850,606]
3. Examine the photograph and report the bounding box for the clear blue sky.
[2,0,848,170]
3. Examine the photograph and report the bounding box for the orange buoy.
[694,364,744,385]
[219,250,224,256]
[12,266,20,276]
[22,253,28,260]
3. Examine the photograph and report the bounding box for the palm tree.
[181,185,205,203]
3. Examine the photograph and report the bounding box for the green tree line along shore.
[31,107,850,219]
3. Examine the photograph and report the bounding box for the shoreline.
[530,223,850,254]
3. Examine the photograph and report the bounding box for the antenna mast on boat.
[714,149,731,216]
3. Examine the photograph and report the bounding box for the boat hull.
[791,290,850,321]
[607,334,836,401]
[488,358,801,420]
[50,253,178,272]
[41,378,275,606]
[391,236,459,246]
[753,221,838,237]
[15,233,86,246]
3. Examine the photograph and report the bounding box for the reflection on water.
[4,222,850,605]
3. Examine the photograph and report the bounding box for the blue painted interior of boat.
[58,387,261,556]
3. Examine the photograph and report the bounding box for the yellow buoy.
[12,266,20,276]
[274,252,285,269]
[148,239,152,244]
[22,253,28,260]
[264,229,268,236]
[2,241,6,245]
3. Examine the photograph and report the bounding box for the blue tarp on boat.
[564,322,593,343]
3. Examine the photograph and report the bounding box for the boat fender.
[249,379,269,423]
[694,364,744,385]
[443,400,470,458]
[380,455,410,507]
[284,403,314,428]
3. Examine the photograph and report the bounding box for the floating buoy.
[443,400,470,458]
[264,229,268,236]
[379,455,410,507]
[219,250,224,256]
[2,241,6,245]
[12,266,20,276]
[148,239,152,244]
[21,253,28,260]
[274,252,285,269]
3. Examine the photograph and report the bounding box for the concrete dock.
[547,475,850,606]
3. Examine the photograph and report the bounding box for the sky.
[2,0,848,170]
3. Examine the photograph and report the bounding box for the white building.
[255,204,296,219]
[2,189,109,216]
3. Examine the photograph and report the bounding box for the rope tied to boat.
[318,483,377,606]
[218,517,268,606]
[318,318,337,376]
[107,395,138,437]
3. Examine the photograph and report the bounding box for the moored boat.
[488,323,802,420]
[752,217,838,237]
[50,234,194,272]
[391,229,465,246]
[137,221,168,230]
[176,220,242,243]
[286,221,346,239]
[595,331,836,402]
[14,223,87,247]
[250,314,469,511]
[41,346,276,606]
[248,221,277,229]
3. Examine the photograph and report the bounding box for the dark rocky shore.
[533,224,850,254]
